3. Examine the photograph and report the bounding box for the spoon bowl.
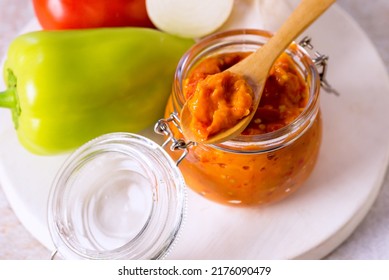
[180,0,336,144]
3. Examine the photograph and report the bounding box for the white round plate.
[0,2,388,259]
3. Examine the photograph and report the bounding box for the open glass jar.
[48,29,330,259]
[163,29,322,206]
[48,133,186,259]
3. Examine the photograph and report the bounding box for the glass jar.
[164,29,322,206]
[48,133,186,259]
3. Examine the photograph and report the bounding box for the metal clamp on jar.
[48,29,337,260]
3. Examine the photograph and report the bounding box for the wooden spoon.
[180,0,335,144]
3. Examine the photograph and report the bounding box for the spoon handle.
[265,0,336,60]
[231,0,336,80]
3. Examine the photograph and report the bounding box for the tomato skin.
[32,0,155,30]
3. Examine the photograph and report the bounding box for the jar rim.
[173,29,320,153]
[48,132,186,259]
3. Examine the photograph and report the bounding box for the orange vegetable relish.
[183,52,308,137]
[186,70,254,141]
[165,46,321,206]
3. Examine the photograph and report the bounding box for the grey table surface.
[0,0,388,260]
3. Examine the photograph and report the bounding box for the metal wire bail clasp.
[50,249,58,260]
[154,112,195,166]
[299,36,340,96]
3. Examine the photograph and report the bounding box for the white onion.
[146,0,234,38]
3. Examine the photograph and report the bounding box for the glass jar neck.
[171,29,320,153]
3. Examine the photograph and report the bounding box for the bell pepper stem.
[0,88,16,109]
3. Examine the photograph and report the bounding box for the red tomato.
[32,0,155,30]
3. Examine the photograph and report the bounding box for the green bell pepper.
[1,28,194,154]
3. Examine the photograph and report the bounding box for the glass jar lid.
[48,132,186,260]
